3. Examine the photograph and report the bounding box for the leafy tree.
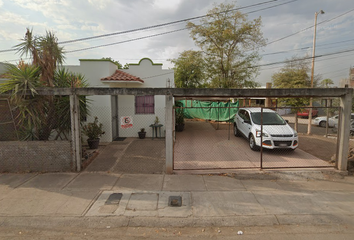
[272,56,320,107]
[186,2,265,88]
[169,50,207,88]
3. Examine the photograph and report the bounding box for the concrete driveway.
[174,120,333,170]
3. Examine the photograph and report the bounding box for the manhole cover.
[168,196,182,207]
[105,193,123,205]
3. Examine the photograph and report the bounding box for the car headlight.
[256,130,269,137]
[294,131,298,137]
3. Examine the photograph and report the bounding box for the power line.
[266,8,354,45]
[65,0,297,53]
[261,39,354,57]
[66,28,185,53]
[59,0,280,44]
[0,0,293,54]
[251,47,354,68]
[321,67,349,75]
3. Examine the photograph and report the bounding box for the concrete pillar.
[70,93,81,172]
[165,94,174,174]
[337,88,353,171]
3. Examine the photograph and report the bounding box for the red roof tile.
[101,70,144,83]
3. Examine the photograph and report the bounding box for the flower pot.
[87,138,100,149]
[138,132,146,139]
[176,123,185,132]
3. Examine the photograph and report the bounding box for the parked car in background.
[234,108,298,151]
[312,113,354,128]
[333,119,354,136]
[297,109,318,118]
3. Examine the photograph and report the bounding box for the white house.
[65,58,174,142]
[0,62,11,84]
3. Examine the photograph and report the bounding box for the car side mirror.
[244,120,251,124]
[285,120,289,123]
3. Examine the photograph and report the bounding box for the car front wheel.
[249,134,260,151]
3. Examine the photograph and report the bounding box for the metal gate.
[174,104,338,170]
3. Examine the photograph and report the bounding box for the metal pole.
[217,101,219,130]
[260,107,263,169]
[325,99,329,137]
[308,10,324,135]
[228,100,231,140]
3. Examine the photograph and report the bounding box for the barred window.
[135,95,154,114]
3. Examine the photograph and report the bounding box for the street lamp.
[307,10,325,135]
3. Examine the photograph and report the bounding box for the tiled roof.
[101,70,144,83]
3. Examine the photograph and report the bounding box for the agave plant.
[53,68,90,139]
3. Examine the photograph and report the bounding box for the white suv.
[234,108,298,151]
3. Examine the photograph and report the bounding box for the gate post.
[337,88,353,171]
[70,92,81,172]
[165,94,173,174]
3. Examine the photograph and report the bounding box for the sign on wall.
[120,116,133,129]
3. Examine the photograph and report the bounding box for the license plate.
[279,143,287,147]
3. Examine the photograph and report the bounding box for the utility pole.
[307,10,324,135]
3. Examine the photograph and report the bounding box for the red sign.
[120,116,133,129]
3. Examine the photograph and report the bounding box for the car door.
[242,111,252,137]
[235,110,246,135]
[329,115,339,127]
[237,110,251,137]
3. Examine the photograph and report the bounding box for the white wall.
[118,95,166,138]
[65,60,117,142]
[0,62,12,84]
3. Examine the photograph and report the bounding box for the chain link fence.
[1,93,348,173]
[80,95,167,174]
[0,96,74,172]
[260,106,339,169]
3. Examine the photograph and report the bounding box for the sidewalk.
[0,171,354,229]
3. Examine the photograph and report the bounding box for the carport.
[173,120,332,170]
[165,87,352,173]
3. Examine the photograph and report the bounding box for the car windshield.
[251,112,286,125]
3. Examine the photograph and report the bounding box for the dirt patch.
[297,134,337,162]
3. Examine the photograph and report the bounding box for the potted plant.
[154,116,160,125]
[175,107,185,132]
[82,117,105,149]
[138,128,146,139]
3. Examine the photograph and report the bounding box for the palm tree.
[14,28,65,87]
[321,78,334,88]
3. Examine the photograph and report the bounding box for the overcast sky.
[0,0,353,86]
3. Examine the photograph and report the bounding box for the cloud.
[1,0,353,86]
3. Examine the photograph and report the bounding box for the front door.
[111,95,119,140]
